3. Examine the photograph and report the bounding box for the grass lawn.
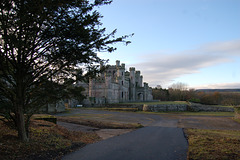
[185,129,240,160]
[218,105,234,108]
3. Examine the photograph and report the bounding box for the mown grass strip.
[57,117,143,129]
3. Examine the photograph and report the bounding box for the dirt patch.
[57,121,99,132]
[57,120,135,140]
[96,129,134,140]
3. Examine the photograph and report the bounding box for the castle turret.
[116,62,126,102]
[129,67,136,101]
[140,76,143,87]
[121,63,125,69]
[135,71,141,87]
[116,60,120,67]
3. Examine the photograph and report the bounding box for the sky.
[97,0,240,89]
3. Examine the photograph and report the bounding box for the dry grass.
[185,129,240,160]
[0,120,100,160]
[233,117,240,124]
[57,117,143,129]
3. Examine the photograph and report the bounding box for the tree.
[169,82,188,91]
[0,0,132,141]
[152,88,169,101]
[168,82,189,101]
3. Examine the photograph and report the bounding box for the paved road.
[60,109,188,160]
[62,126,187,160]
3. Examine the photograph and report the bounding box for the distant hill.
[196,89,240,93]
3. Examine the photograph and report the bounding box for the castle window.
[122,92,124,98]
[122,81,123,85]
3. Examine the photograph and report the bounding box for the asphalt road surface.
[62,126,187,160]
[61,109,188,160]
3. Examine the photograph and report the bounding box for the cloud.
[131,39,240,87]
[193,82,240,89]
[202,40,240,55]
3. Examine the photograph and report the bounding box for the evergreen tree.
[0,0,131,141]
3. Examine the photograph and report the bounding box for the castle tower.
[140,76,143,87]
[135,71,141,87]
[116,61,126,102]
[116,60,120,67]
[89,78,94,97]
[104,72,112,103]
[143,82,148,101]
[129,67,136,101]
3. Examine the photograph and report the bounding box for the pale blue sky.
[97,0,240,89]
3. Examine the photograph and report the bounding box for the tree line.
[153,83,240,106]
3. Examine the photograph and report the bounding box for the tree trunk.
[15,106,29,142]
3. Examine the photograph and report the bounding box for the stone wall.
[102,103,234,112]
[188,103,234,112]
[104,104,144,111]
[143,104,187,112]
[142,103,234,112]
[41,100,66,113]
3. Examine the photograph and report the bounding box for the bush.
[189,98,201,103]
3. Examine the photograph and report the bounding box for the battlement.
[129,67,135,71]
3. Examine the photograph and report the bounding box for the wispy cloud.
[131,39,240,88]
[201,40,240,56]
[194,82,240,89]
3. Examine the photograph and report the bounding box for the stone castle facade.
[80,60,153,105]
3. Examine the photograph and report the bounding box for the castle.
[79,60,153,105]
